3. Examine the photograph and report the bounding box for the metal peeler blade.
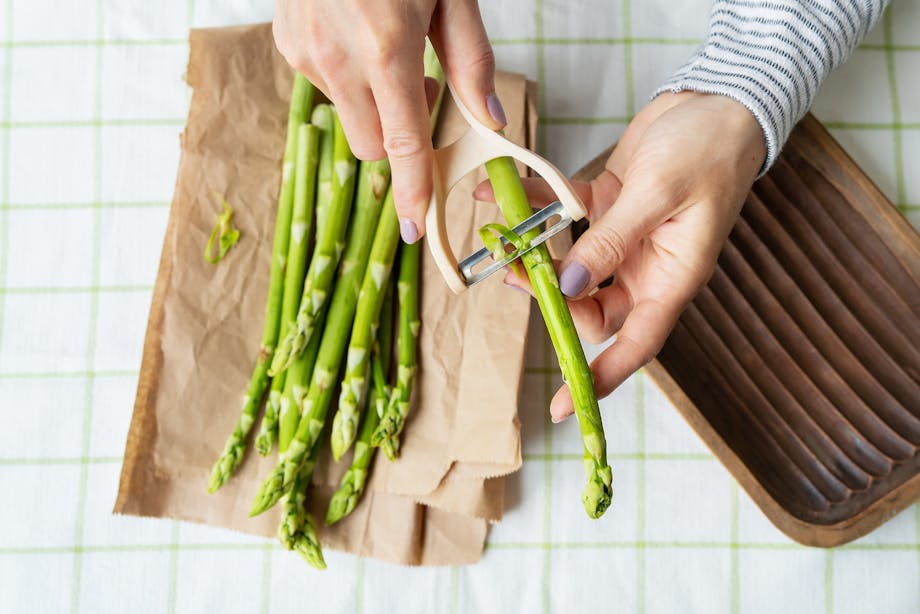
[458,200,572,287]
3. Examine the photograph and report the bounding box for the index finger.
[549,296,683,422]
[370,48,434,243]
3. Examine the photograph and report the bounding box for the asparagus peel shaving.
[204,194,240,264]
[270,105,355,375]
[208,74,314,493]
[484,156,613,519]
[257,123,320,455]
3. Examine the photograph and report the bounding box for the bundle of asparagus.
[208,44,611,571]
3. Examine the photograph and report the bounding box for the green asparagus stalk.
[326,280,394,525]
[371,240,420,459]
[278,440,325,569]
[278,306,326,453]
[485,156,612,519]
[250,188,400,516]
[257,123,320,456]
[329,196,402,460]
[208,74,314,493]
[312,104,336,238]
[270,109,358,375]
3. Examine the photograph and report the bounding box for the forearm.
[657,0,890,173]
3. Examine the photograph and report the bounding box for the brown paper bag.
[114,23,537,566]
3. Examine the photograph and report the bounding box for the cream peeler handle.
[425,82,588,294]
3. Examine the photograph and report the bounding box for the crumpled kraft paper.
[114,22,537,566]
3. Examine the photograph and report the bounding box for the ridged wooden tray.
[573,114,920,547]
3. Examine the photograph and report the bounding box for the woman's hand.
[481,92,766,422]
[273,0,506,243]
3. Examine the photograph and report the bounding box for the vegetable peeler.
[424,83,588,294]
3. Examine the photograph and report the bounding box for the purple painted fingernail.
[559,262,590,297]
[399,218,419,244]
[486,92,507,127]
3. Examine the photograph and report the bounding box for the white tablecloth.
[1,1,918,612]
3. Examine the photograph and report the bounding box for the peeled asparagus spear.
[371,240,420,459]
[208,74,314,493]
[485,157,613,519]
[249,188,400,517]
[257,123,320,456]
[270,107,357,375]
[326,280,394,525]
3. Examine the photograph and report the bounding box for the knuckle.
[585,226,629,266]
[383,130,427,162]
[464,44,496,77]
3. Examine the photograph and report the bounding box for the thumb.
[558,178,667,298]
[430,0,505,130]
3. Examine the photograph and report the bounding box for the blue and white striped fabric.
[658,0,890,172]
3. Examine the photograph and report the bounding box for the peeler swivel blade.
[458,201,572,287]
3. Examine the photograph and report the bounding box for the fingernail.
[504,280,528,294]
[559,262,590,297]
[486,92,507,127]
[551,413,570,424]
[399,218,419,244]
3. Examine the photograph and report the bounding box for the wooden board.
[572,114,920,547]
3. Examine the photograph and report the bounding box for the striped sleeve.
[656,0,890,174]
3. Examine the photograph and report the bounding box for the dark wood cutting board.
[573,114,920,547]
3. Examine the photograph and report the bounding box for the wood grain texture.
[572,114,920,547]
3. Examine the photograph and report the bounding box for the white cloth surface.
[0,1,918,613]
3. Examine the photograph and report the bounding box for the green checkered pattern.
[0,1,918,612]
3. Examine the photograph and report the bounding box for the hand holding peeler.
[424,82,588,294]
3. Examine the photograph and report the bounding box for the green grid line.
[490,36,702,46]
[165,522,180,614]
[636,370,646,614]
[3,36,918,51]
[623,0,636,120]
[0,368,138,379]
[9,540,920,557]
[883,10,906,207]
[522,452,713,462]
[1,38,188,48]
[70,2,106,609]
[1,118,185,128]
[0,0,13,366]
[533,2,553,612]
[0,199,170,210]
[0,284,153,294]
[354,558,365,614]
[0,456,121,466]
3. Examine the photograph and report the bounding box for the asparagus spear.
[270,108,359,375]
[250,188,400,517]
[257,123,320,456]
[278,306,326,453]
[208,74,314,493]
[485,157,613,519]
[371,240,420,459]
[278,439,326,569]
[312,104,336,237]
[329,196,403,460]
[326,280,394,525]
